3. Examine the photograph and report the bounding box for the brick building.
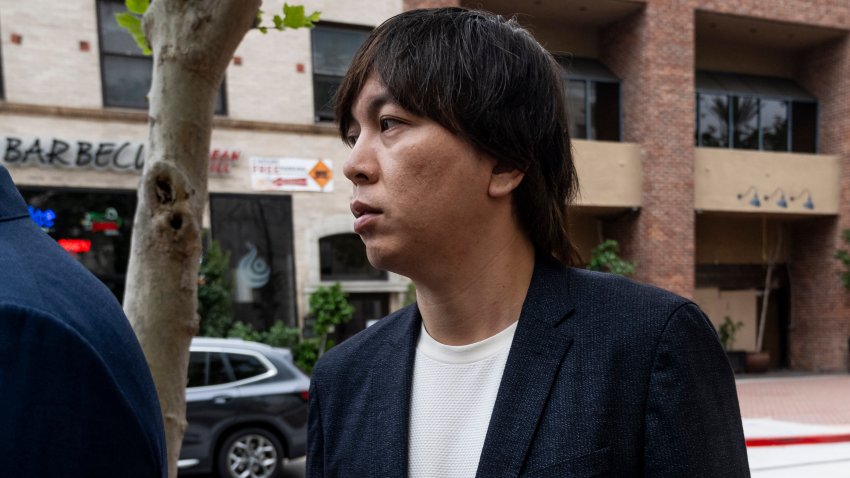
[1,0,848,371]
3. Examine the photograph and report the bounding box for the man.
[308,7,749,477]
[0,165,166,477]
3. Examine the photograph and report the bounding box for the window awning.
[557,57,619,82]
[696,71,815,101]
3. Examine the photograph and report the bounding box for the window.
[320,233,386,281]
[96,0,226,113]
[207,352,231,386]
[311,24,370,122]
[187,352,206,388]
[186,351,232,387]
[210,194,298,329]
[697,93,729,147]
[227,353,269,381]
[695,71,816,153]
[19,187,137,302]
[558,58,621,141]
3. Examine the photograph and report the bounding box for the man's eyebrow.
[364,93,398,120]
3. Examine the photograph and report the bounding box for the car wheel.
[217,427,285,478]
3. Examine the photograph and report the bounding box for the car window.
[227,353,269,381]
[187,351,206,388]
[207,352,231,386]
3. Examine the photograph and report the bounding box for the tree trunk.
[122,1,259,476]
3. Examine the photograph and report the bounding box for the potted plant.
[719,316,745,373]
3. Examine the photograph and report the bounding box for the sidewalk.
[737,374,850,426]
[736,374,850,477]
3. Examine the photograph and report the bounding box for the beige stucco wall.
[1,112,409,325]
[0,0,400,124]
[694,287,758,352]
[694,147,840,215]
[228,0,400,124]
[0,0,405,324]
[0,0,102,108]
[572,139,642,209]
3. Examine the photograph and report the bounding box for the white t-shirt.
[408,321,518,478]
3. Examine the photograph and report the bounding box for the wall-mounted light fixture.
[737,186,761,207]
[790,189,815,210]
[763,188,788,208]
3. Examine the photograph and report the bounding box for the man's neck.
[412,231,536,346]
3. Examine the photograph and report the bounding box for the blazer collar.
[0,166,29,222]
[369,304,421,478]
[476,257,576,478]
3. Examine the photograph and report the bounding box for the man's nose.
[343,140,378,185]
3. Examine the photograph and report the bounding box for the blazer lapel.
[369,306,421,478]
[476,259,576,478]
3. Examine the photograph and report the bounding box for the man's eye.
[345,134,359,147]
[379,118,402,131]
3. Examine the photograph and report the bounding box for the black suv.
[178,338,310,478]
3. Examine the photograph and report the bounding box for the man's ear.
[488,164,525,198]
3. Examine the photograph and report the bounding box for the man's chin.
[364,243,406,276]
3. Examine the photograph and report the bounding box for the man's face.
[343,76,498,277]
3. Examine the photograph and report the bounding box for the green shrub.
[718,316,744,351]
[197,239,233,337]
[587,239,636,277]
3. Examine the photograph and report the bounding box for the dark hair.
[335,7,580,265]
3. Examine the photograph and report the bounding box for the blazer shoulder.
[569,267,692,314]
[566,268,701,342]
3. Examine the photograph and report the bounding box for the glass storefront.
[209,193,298,329]
[17,187,301,329]
[19,187,137,301]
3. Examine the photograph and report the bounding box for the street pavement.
[738,374,850,477]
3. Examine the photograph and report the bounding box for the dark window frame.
[311,21,372,123]
[319,232,387,282]
[95,0,227,114]
[209,192,299,328]
[556,57,622,142]
[695,92,818,153]
[225,352,271,381]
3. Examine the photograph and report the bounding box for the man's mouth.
[350,200,382,218]
[351,200,383,233]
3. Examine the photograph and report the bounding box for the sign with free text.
[250,157,334,192]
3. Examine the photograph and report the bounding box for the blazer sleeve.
[0,304,165,478]
[643,302,751,477]
[307,367,325,478]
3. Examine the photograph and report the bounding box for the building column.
[791,36,850,372]
[600,3,696,298]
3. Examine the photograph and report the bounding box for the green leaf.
[273,14,285,30]
[114,12,151,55]
[282,3,320,29]
[125,0,149,15]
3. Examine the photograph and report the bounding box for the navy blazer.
[308,257,750,477]
[0,166,167,477]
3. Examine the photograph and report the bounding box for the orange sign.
[309,161,333,188]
